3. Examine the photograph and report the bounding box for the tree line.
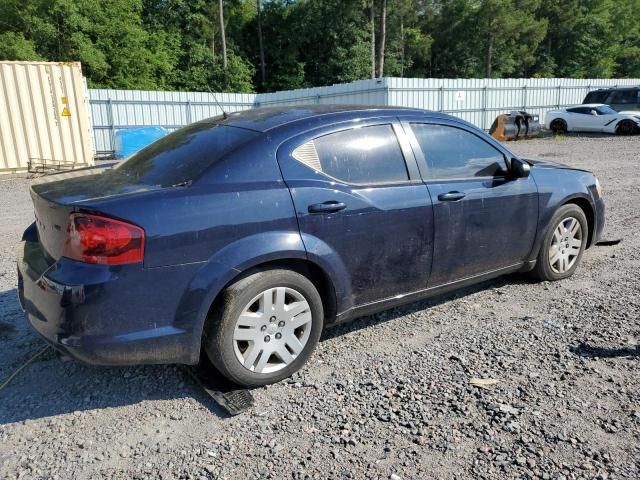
[0,0,638,93]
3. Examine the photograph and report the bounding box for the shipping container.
[0,61,94,174]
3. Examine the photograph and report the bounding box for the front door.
[566,107,600,132]
[277,120,434,310]
[404,120,539,286]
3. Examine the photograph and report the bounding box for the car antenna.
[206,85,228,119]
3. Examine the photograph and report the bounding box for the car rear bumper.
[17,239,201,366]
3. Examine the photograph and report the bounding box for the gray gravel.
[1,134,639,479]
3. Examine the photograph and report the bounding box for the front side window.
[567,107,592,115]
[292,125,409,185]
[594,105,617,115]
[411,124,507,180]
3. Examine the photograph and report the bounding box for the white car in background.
[545,103,640,135]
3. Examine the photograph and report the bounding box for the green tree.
[603,0,640,77]
[0,32,44,61]
[382,0,433,77]
[0,0,638,91]
[0,0,177,89]
[291,0,372,86]
[428,0,481,77]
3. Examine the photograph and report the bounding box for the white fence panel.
[89,77,640,154]
[256,78,388,107]
[89,89,256,154]
[386,77,640,129]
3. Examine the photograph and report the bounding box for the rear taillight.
[64,213,144,265]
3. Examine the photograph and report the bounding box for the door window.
[609,89,637,105]
[411,124,507,180]
[594,105,617,115]
[567,107,593,115]
[292,125,409,185]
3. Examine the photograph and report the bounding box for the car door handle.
[438,191,466,201]
[308,201,347,214]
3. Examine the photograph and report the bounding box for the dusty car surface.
[18,105,605,387]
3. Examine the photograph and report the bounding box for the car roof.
[590,86,639,92]
[209,104,456,132]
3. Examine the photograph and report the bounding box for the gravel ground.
[0,134,639,480]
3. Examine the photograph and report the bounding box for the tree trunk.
[400,16,405,78]
[370,0,376,78]
[257,0,266,88]
[219,0,227,69]
[485,34,493,78]
[377,0,386,78]
[211,28,215,58]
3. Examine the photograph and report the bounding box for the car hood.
[525,158,592,173]
[619,110,640,119]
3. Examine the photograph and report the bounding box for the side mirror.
[511,158,531,178]
[591,110,598,116]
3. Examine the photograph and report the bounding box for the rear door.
[277,119,434,308]
[403,119,538,285]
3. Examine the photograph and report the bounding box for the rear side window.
[411,124,507,180]
[114,123,258,187]
[292,125,409,185]
[609,89,637,104]
[584,91,610,104]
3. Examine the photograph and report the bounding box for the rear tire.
[203,269,324,387]
[550,118,568,134]
[531,204,588,281]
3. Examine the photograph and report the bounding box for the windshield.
[113,123,259,187]
[595,105,616,115]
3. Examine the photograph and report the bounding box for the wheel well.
[564,198,595,247]
[203,259,338,331]
[616,119,635,132]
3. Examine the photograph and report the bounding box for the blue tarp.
[114,127,168,159]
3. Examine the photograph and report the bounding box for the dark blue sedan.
[18,106,605,386]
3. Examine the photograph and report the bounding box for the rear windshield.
[113,123,258,187]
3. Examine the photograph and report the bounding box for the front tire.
[531,204,588,281]
[203,269,324,387]
[616,120,635,136]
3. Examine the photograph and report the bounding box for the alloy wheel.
[548,216,582,274]
[232,287,312,374]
